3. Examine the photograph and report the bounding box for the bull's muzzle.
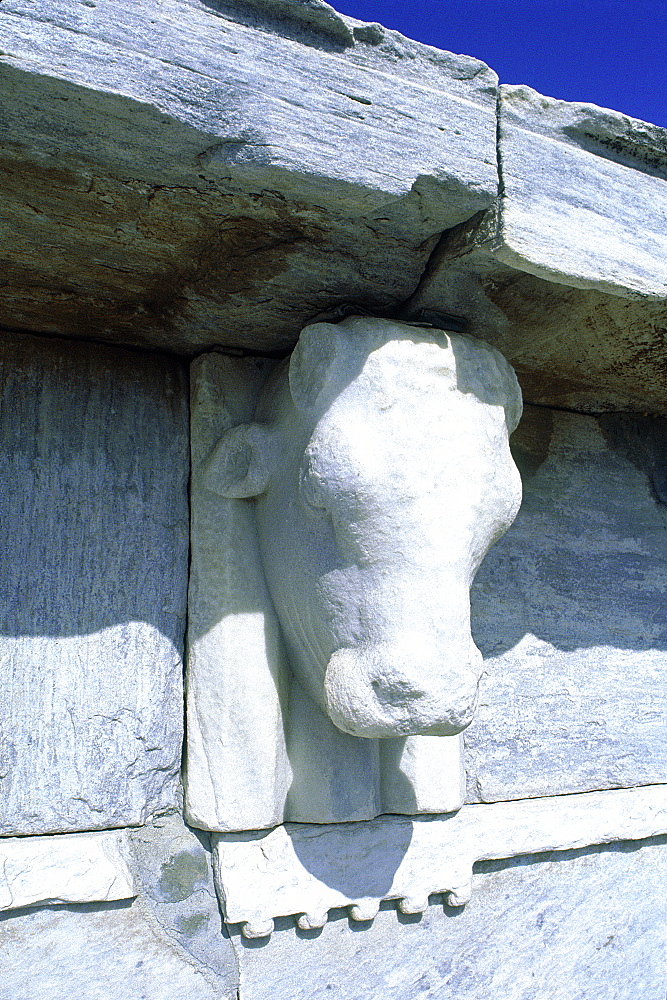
[323,635,483,738]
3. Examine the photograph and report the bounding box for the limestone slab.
[0,331,189,835]
[212,785,667,937]
[0,830,134,912]
[228,835,667,1000]
[496,84,667,299]
[468,406,667,802]
[0,0,498,353]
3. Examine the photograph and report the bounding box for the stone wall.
[0,1,665,997]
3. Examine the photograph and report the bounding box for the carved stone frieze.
[186,317,522,830]
[212,785,667,938]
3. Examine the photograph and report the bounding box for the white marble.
[496,84,667,299]
[0,830,134,912]
[212,785,667,938]
[208,317,522,739]
[228,835,667,1000]
[0,331,189,836]
[467,406,667,801]
[190,319,520,830]
[185,353,292,835]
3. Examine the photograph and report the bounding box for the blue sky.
[331,1,667,128]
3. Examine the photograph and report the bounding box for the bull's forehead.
[316,336,513,427]
[360,337,457,396]
[303,340,514,494]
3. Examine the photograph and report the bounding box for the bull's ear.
[202,423,274,498]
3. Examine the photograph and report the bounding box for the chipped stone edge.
[0,829,135,912]
[212,785,667,937]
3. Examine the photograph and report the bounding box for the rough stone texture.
[496,85,667,299]
[213,785,667,937]
[128,811,238,996]
[226,835,667,1000]
[403,216,667,416]
[0,0,498,353]
[467,405,667,802]
[0,830,134,912]
[0,897,230,1000]
[0,330,189,835]
[0,812,236,999]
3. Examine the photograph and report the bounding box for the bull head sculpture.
[205,317,522,739]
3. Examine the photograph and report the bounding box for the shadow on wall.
[471,404,667,657]
[467,403,667,801]
[0,332,189,646]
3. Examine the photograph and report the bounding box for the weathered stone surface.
[0,813,234,998]
[0,896,230,1000]
[0,331,189,835]
[128,811,238,995]
[0,830,134,912]
[485,272,667,414]
[0,0,498,353]
[495,85,667,299]
[403,213,667,415]
[185,352,293,834]
[213,785,667,938]
[187,321,520,831]
[468,406,667,801]
[226,835,667,1000]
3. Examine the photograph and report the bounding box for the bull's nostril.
[325,645,482,737]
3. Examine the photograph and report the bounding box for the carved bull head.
[205,317,522,739]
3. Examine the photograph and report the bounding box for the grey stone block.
[467,405,667,802]
[128,812,237,995]
[0,0,498,353]
[496,85,667,299]
[226,836,667,1000]
[0,897,230,1000]
[0,331,189,835]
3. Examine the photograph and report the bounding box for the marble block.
[0,331,189,835]
[496,84,667,299]
[212,785,667,938]
[226,835,667,1000]
[468,405,667,802]
[0,830,134,912]
[0,0,498,352]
